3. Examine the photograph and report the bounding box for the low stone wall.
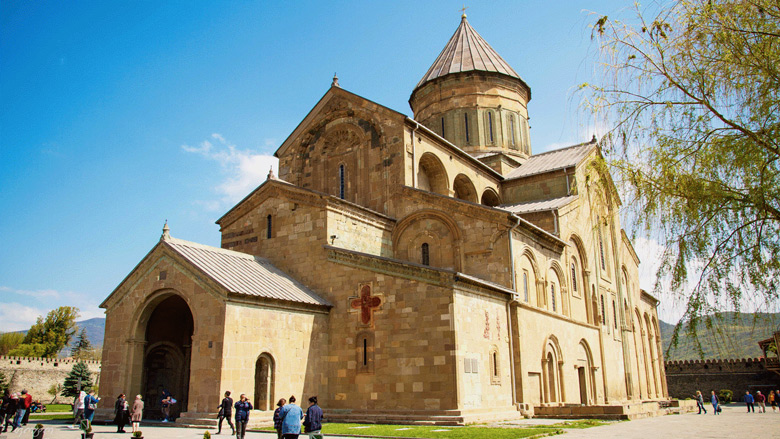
[665,358,780,401]
[0,356,101,404]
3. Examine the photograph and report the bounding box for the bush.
[204,431,211,439]
[133,431,143,438]
[718,389,733,404]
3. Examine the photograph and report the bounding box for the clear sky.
[1,0,666,332]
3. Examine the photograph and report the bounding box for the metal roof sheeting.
[505,142,595,180]
[500,195,578,214]
[416,16,522,88]
[164,237,331,307]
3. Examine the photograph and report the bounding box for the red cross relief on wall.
[350,284,382,326]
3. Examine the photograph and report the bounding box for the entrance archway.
[254,353,275,411]
[141,295,193,419]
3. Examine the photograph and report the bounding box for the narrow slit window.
[441,117,445,138]
[493,351,498,376]
[551,284,556,312]
[598,217,606,270]
[522,271,529,302]
[488,112,494,142]
[571,262,577,292]
[363,338,368,366]
[612,300,618,329]
[339,164,345,199]
[421,243,430,266]
[464,113,470,143]
[266,215,272,239]
[510,115,516,146]
[600,295,606,325]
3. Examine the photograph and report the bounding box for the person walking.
[273,398,287,439]
[279,395,304,439]
[73,390,87,425]
[769,390,777,412]
[20,390,32,426]
[131,395,144,434]
[234,394,253,439]
[695,390,707,414]
[1,390,14,432]
[83,390,100,423]
[711,390,720,415]
[13,392,25,429]
[303,396,323,439]
[114,393,129,433]
[756,390,766,413]
[217,391,235,435]
[161,395,172,422]
[745,391,755,413]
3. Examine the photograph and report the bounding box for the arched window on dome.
[464,113,470,143]
[338,164,345,200]
[487,111,494,143]
[421,243,430,266]
[509,115,517,148]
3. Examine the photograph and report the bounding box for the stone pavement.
[1,405,777,439]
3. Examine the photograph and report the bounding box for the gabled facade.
[98,15,669,425]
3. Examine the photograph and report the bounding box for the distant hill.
[660,312,780,361]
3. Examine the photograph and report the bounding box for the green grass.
[548,419,609,429]
[44,404,72,412]
[256,423,565,439]
[28,413,73,421]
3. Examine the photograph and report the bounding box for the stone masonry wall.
[0,356,101,404]
[665,358,780,401]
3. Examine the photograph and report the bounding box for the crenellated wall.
[664,358,780,401]
[0,356,101,404]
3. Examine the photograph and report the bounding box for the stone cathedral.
[97,16,672,425]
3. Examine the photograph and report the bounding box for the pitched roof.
[505,141,596,180]
[500,195,578,214]
[163,236,331,307]
[415,16,523,89]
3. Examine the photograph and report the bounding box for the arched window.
[464,113,470,143]
[600,295,606,325]
[489,347,501,384]
[571,261,578,292]
[338,164,345,199]
[487,112,494,142]
[551,284,557,312]
[421,243,430,266]
[266,215,272,239]
[254,353,275,411]
[522,271,529,302]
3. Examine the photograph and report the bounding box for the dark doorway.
[254,354,274,411]
[141,295,193,419]
[578,367,588,405]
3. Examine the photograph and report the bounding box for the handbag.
[717,406,722,412]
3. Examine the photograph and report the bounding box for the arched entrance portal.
[141,295,193,419]
[254,353,275,411]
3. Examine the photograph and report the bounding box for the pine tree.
[61,362,93,398]
[71,328,92,360]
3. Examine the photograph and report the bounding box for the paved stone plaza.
[1,405,777,439]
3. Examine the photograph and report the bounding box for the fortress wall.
[0,356,101,404]
[664,358,780,401]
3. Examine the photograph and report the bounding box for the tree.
[585,1,780,343]
[0,332,25,355]
[11,306,79,358]
[48,383,63,403]
[71,328,93,360]
[61,362,93,398]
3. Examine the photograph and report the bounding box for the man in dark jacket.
[303,396,323,439]
[20,390,32,425]
[217,391,234,435]
[1,390,15,432]
[234,394,252,439]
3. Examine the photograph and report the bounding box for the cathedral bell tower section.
[409,15,532,161]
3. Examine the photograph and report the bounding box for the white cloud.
[0,286,104,332]
[182,133,279,207]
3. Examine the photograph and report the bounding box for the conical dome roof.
[415,15,522,89]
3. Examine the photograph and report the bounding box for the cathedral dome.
[410,15,533,159]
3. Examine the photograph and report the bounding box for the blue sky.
[1,1,658,332]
